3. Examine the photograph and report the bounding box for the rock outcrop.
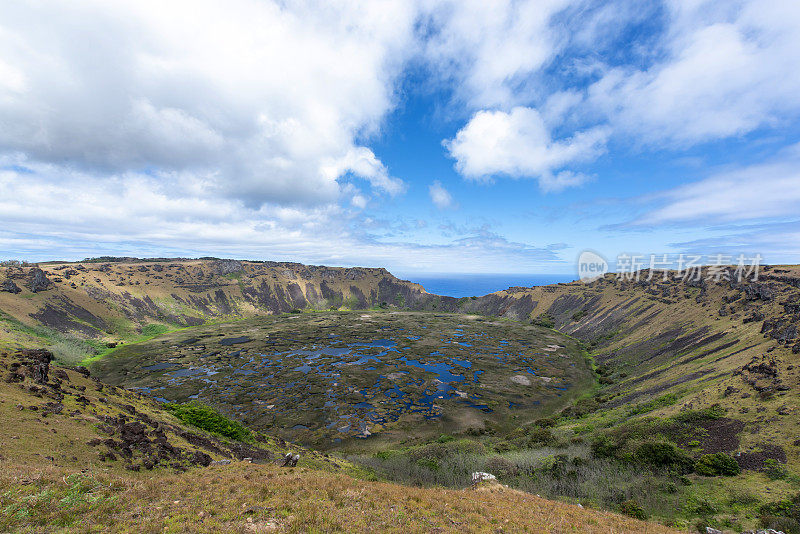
[1,279,21,293]
[26,268,51,292]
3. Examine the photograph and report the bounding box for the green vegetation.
[0,309,99,364]
[760,493,800,534]
[165,402,252,441]
[620,499,647,520]
[0,472,118,530]
[571,310,587,321]
[626,392,680,416]
[695,453,740,476]
[90,311,593,448]
[140,323,169,337]
[531,313,555,328]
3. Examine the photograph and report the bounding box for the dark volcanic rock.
[1,279,21,293]
[27,268,52,292]
[212,259,243,275]
[17,349,54,384]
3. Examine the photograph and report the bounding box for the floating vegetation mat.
[92,311,593,448]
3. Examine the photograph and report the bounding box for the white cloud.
[0,158,571,273]
[588,0,800,145]
[428,180,454,209]
[636,143,800,225]
[445,107,606,189]
[421,0,570,108]
[0,0,416,207]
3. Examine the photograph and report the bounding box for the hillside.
[0,258,431,359]
[0,346,679,533]
[2,258,800,531]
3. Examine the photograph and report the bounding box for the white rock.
[510,375,531,386]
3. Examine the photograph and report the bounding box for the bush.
[527,428,557,447]
[534,417,556,428]
[408,440,486,462]
[635,442,694,470]
[165,402,251,441]
[694,453,740,477]
[590,435,616,459]
[764,459,789,480]
[484,456,519,478]
[673,405,725,423]
[760,494,800,534]
[532,314,555,328]
[619,499,647,520]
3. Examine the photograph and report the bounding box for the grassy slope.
[0,348,677,533]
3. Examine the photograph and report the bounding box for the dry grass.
[0,461,681,533]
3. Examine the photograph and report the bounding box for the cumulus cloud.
[588,0,800,145]
[445,107,606,189]
[428,180,454,209]
[0,158,570,273]
[420,0,570,108]
[2,0,800,270]
[0,0,415,207]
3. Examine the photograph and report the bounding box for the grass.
[80,322,187,366]
[0,462,680,533]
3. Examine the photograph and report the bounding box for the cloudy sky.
[1,0,799,275]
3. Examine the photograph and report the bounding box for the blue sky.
[1,1,799,275]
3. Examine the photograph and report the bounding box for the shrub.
[694,453,740,477]
[763,459,789,480]
[619,499,647,520]
[635,442,693,470]
[534,417,556,428]
[760,494,800,533]
[415,458,440,471]
[673,405,725,423]
[408,440,486,462]
[590,436,616,459]
[532,314,555,328]
[571,310,587,321]
[527,428,556,447]
[484,456,519,478]
[165,402,251,441]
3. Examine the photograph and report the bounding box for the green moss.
[164,402,251,441]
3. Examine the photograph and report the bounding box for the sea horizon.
[400,273,577,298]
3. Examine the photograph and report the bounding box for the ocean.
[402,273,577,298]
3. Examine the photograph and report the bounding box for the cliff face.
[0,258,430,345]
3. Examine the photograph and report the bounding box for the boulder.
[26,268,51,292]
[17,349,53,384]
[1,280,21,294]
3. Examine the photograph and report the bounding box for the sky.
[1,0,799,275]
